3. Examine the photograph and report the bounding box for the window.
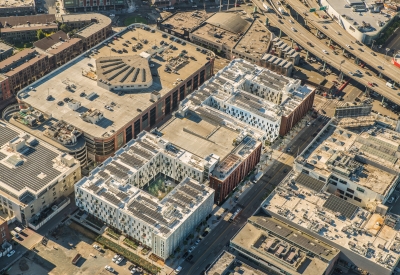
[301,169,309,175]
[117,132,124,148]
[354,197,362,202]
[318,176,326,182]
[339,179,347,184]
[345,193,353,199]
[346,188,354,194]
[356,187,365,193]
[53,192,56,196]
[337,189,344,194]
[329,181,337,186]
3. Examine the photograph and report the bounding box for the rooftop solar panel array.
[295,173,326,192]
[111,161,130,173]
[173,192,193,205]
[137,140,159,153]
[106,165,128,179]
[167,198,186,208]
[88,184,100,192]
[286,231,331,257]
[159,226,170,234]
[128,200,168,225]
[116,191,128,200]
[186,180,204,192]
[0,126,18,147]
[323,195,358,219]
[180,186,199,198]
[255,217,291,237]
[130,146,153,160]
[98,170,110,179]
[0,143,62,192]
[138,195,159,208]
[119,152,145,169]
[101,191,121,206]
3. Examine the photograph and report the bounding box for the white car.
[112,254,119,262]
[322,50,328,54]
[291,27,297,32]
[93,244,101,251]
[115,256,124,264]
[349,71,354,75]
[346,44,351,49]
[289,19,294,24]
[105,265,114,272]
[7,250,15,257]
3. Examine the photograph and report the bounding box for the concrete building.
[61,14,112,50]
[62,0,124,13]
[231,214,340,275]
[262,169,400,275]
[0,121,81,229]
[15,24,215,164]
[75,131,214,260]
[320,0,400,44]
[295,117,400,208]
[206,251,267,275]
[182,59,315,141]
[34,31,83,68]
[0,49,52,99]
[0,0,35,17]
[0,43,13,61]
[0,14,58,43]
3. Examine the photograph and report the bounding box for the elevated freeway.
[283,0,400,85]
[253,0,400,105]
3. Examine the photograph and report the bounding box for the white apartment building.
[0,121,81,229]
[182,59,314,142]
[295,117,400,209]
[75,131,215,259]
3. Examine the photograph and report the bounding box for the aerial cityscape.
[0,0,399,274]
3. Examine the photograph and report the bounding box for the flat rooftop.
[234,21,271,60]
[61,13,112,39]
[161,10,212,35]
[326,0,396,35]
[231,214,338,275]
[297,120,400,195]
[0,0,34,8]
[17,24,212,139]
[0,121,78,199]
[192,23,238,49]
[159,110,238,160]
[206,251,265,275]
[263,173,400,271]
[0,42,12,52]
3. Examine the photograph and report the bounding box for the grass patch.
[13,41,34,51]
[106,228,120,240]
[377,18,400,45]
[123,238,139,250]
[96,236,160,274]
[124,16,148,26]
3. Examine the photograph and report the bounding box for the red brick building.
[279,89,315,136]
[209,138,262,204]
[0,217,10,243]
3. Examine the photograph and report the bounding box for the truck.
[253,171,263,183]
[72,254,82,265]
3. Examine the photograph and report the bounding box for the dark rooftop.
[33,30,69,51]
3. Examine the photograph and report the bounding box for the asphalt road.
[178,116,329,275]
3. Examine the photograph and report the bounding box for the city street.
[178,115,329,274]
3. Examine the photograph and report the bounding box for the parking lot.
[8,221,144,275]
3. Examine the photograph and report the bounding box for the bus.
[229,208,242,222]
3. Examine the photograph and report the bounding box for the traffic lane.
[266,13,400,104]
[285,0,399,81]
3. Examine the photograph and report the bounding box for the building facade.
[62,0,124,13]
[0,121,81,228]
[75,131,215,259]
[0,217,10,243]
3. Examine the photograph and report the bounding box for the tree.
[37,29,45,40]
[60,23,71,33]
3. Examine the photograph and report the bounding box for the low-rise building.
[0,42,13,61]
[231,214,340,275]
[62,0,124,13]
[262,169,400,275]
[0,0,35,17]
[0,49,52,98]
[75,131,215,260]
[34,31,84,68]
[0,14,58,43]
[61,14,112,50]
[295,117,400,208]
[206,250,267,275]
[0,121,81,229]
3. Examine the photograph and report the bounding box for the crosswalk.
[318,99,348,110]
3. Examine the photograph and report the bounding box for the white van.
[14,227,23,233]
[386,82,394,88]
[175,266,182,273]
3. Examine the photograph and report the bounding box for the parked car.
[105,265,114,273]
[112,254,120,262]
[7,250,15,257]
